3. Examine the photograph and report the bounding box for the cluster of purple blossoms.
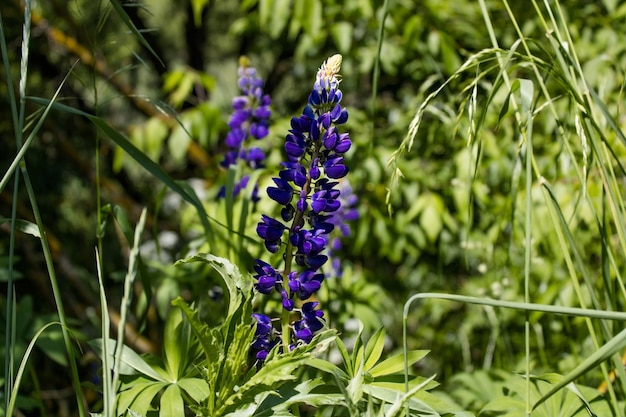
[327,180,359,278]
[218,57,271,202]
[251,55,351,361]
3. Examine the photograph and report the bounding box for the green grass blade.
[0,65,76,195]
[6,322,63,417]
[532,327,626,411]
[27,97,215,242]
[108,0,164,68]
[20,166,86,417]
[111,208,147,395]
[95,248,113,417]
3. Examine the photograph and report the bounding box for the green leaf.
[160,384,184,417]
[269,0,292,38]
[363,327,386,371]
[171,298,220,365]
[163,306,189,381]
[177,378,210,403]
[369,350,430,378]
[89,338,165,382]
[306,357,350,381]
[121,381,166,416]
[0,218,40,237]
[175,253,251,317]
[334,335,353,377]
[116,379,164,414]
[363,384,440,416]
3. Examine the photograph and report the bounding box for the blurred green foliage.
[4,0,626,415]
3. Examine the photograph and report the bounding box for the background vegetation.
[3,0,626,415]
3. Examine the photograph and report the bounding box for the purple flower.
[218,57,271,202]
[253,260,282,294]
[326,180,359,278]
[251,314,278,361]
[256,215,286,253]
[252,54,351,354]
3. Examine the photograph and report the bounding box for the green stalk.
[369,0,391,155]
[523,108,533,417]
[111,209,147,410]
[21,167,87,417]
[0,6,22,412]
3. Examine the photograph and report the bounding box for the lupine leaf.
[89,339,165,381]
[177,378,210,403]
[306,357,350,381]
[122,382,167,416]
[363,327,386,371]
[363,385,440,416]
[334,335,354,377]
[171,298,220,365]
[369,350,430,378]
[163,306,188,381]
[116,380,161,414]
[160,384,184,417]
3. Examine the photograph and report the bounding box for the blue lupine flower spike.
[218,56,271,202]
[251,54,351,362]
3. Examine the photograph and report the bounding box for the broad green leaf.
[369,350,430,378]
[89,338,165,382]
[177,378,210,403]
[168,119,191,163]
[363,327,386,371]
[270,0,292,38]
[160,384,184,417]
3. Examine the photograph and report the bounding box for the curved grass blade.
[6,322,62,417]
[26,97,214,242]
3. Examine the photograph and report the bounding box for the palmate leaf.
[171,297,221,369]
[116,379,166,416]
[119,381,167,416]
[160,384,184,417]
